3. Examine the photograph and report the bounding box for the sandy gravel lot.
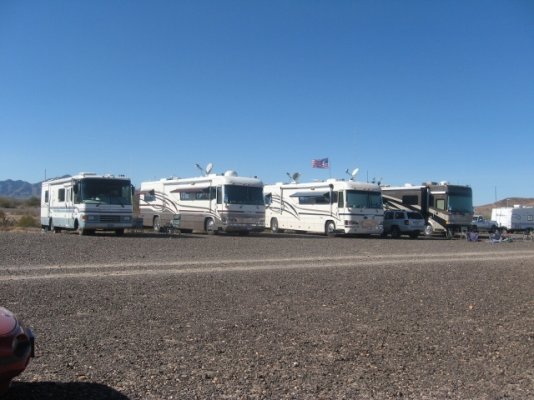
[1,231,534,399]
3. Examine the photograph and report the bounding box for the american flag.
[311,158,329,169]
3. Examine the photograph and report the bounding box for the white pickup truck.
[471,215,498,232]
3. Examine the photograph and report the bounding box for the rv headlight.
[83,215,97,221]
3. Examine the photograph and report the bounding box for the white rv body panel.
[139,173,265,234]
[40,173,134,235]
[264,179,383,235]
[491,206,534,231]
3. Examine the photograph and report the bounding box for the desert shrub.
[17,215,39,228]
[0,197,17,208]
[0,210,14,227]
[25,197,40,207]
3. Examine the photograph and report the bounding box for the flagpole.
[329,158,332,178]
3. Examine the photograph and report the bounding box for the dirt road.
[1,231,533,399]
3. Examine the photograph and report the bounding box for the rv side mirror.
[73,184,78,194]
[149,189,155,196]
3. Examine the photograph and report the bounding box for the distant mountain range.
[0,179,41,198]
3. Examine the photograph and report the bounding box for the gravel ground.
[1,230,534,399]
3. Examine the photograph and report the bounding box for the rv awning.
[289,191,329,198]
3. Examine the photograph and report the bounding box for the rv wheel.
[325,221,336,237]
[424,224,433,236]
[271,218,279,233]
[50,219,59,233]
[205,218,216,235]
[153,216,161,232]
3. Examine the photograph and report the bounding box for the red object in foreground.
[0,307,34,394]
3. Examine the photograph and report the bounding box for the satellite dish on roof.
[286,172,301,183]
[345,168,359,180]
[195,163,214,176]
[224,170,238,177]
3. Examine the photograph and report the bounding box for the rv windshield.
[77,179,132,205]
[345,190,383,209]
[448,194,473,213]
[224,185,264,205]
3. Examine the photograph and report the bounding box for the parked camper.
[264,179,383,236]
[41,173,134,235]
[382,182,473,237]
[139,170,265,234]
[491,206,534,232]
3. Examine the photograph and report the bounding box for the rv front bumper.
[343,220,383,235]
[223,224,265,233]
[79,215,133,229]
[221,215,265,233]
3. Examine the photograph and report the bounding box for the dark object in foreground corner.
[0,307,35,394]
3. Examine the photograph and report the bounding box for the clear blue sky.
[1,0,533,205]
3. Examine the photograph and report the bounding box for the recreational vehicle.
[139,171,265,234]
[264,179,384,236]
[382,182,473,237]
[41,173,134,235]
[491,206,534,232]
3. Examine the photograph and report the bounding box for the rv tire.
[50,219,59,233]
[325,221,336,237]
[424,224,433,236]
[115,229,124,236]
[205,218,216,235]
[271,218,280,234]
[153,216,161,232]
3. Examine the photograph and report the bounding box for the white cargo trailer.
[491,206,534,232]
[41,173,134,235]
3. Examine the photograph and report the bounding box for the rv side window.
[144,192,156,202]
[436,199,445,210]
[402,195,418,205]
[44,190,49,203]
[331,192,338,204]
[216,187,222,204]
[338,192,344,208]
[58,188,65,202]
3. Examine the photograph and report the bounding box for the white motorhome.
[264,179,383,236]
[41,173,134,235]
[139,171,265,234]
[491,206,534,232]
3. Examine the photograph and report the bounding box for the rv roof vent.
[326,178,337,183]
[404,183,413,187]
[439,181,449,185]
[224,170,238,177]
[79,172,96,177]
